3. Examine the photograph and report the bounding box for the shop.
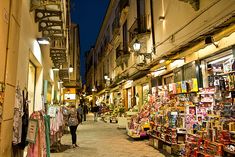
[63,88,77,106]
[140,49,235,156]
[126,77,151,139]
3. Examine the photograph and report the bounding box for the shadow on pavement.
[50,144,71,153]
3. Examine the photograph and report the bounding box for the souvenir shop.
[127,48,235,156]
[98,85,126,124]
[126,77,151,138]
[12,84,66,157]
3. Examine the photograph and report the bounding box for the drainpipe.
[150,0,156,54]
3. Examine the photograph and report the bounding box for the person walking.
[77,104,83,124]
[93,104,99,122]
[68,104,80,148]
[83,102,88,121]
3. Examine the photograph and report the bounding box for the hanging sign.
[26,119,38,143]
[48,106,57,117]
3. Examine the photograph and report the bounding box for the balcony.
[119,0,130,25]
[30,0,61,11]
[112,17,120,40]
[31,0,68,71]
[129,15,151,43]
[119,0,129,12]
[104,42,113,54]
[116,49,130,69]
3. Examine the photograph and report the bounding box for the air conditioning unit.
[136,55,145,66]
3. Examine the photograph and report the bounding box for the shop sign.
[26,119,38,143]
[48,106,57,117]
[169,59,185,69]
[124,80,133,89]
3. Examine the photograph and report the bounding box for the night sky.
[70,0,110,84]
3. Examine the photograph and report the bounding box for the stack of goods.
[185,133,203,157]
[148,78,199,155]
[127,97,155,138]
[183,69,235,156]
[99,104,113,123]
[48,105,64,152]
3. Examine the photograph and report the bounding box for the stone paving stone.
[51,114,165,157]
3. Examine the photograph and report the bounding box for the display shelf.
[200,101,214,103]
[217,71,235,76]
[195,151,214,157]
[223,146,235,155]
[127,131,141,139]
[148,133,177,145]
[198,92,215,95]
[170,91,198,95]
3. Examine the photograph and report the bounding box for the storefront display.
[99,91,126,123]
[126,52,235,156]
[183,54,235,157]
[127,96,154,138]
[142,84,149,105]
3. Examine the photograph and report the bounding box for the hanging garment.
[27,111,47,157]
[44,115,50,157]
[12,87,23,145]
[17,90,29,149]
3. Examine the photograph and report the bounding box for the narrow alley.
[1,1,235,157]
[51,114,165,157]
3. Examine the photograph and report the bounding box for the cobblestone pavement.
[51,113,165,157]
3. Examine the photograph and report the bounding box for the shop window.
[184,62,197,80]
[163,74,174,85]
[142,84,149,105]
[123,20,128,53]
[173,61,202,88]
[173,67,183,82]
[127,88,132,109]
[205,54,234,88]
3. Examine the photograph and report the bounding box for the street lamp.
[37,37,50,45]
[104,73,108,80]
[52,67,59,71]
[92,86,97,92]
[159,16,165,22]
[133,40,141,52]
[58,80,63,83]
[205,36,218,48]
[159,59,165,63]
[69,65,73,73]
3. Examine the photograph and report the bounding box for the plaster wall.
[152,0,235,58]
[0,0,23,156]
[0,0,10,82]
[17,1,45,114]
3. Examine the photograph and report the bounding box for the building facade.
[85,0,235,111]
[0,0,80,156]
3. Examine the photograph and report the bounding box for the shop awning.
[128,69,150,81]
[96,88,108,96]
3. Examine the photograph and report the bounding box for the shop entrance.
[27,61,36,115]
[142,84,149,105]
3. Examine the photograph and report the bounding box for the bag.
[68,108,79,126]
[68,117,78,126]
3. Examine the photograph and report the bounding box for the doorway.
[27,61,36,115]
